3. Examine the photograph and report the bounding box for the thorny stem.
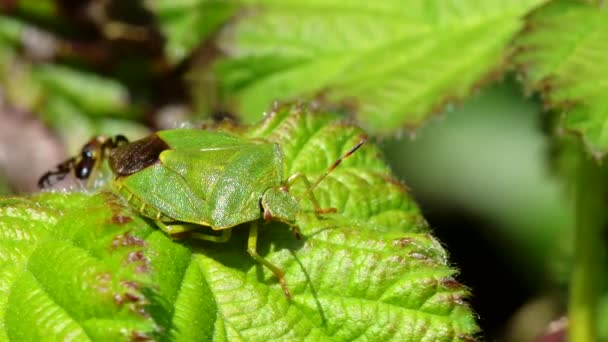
[569,153,605,342]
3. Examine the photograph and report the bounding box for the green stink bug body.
[112,130,295,229]
[39,128,366,298]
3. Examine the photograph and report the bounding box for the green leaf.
[0,52,148,152]
[600,294,608,341]
[0,173,10,196]
[1,107,479,340]
[41,95,149,155]
[32,64,133,117]
[0,193,159,340]
[0,16,26,46]
[209,0,542,133]
[146,0,237,63]
[513,0,608,158]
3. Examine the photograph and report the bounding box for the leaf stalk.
[569,152,606,342]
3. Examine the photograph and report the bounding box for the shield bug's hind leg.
[155,221,232,242]
[289,136,367,216]
[189,228,232,242]
[247,221,291,299]
[154,221,197,236]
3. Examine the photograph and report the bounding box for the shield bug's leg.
[154,221,196,236]
[189,228,232,242]
[247,221,291,299]
[286,222,301,240]
[154,221,233,242]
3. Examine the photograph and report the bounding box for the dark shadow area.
[418,202,533,339]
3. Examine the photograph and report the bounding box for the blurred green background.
[384,79,573,340]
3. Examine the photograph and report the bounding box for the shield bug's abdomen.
[113,162,208,225]
[159,142,284,229]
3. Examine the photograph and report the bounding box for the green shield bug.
[39,127,366,298]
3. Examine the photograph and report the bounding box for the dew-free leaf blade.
[1,106,479,340]
[32,64,132,117]
[513,0,608,158]
[146,0,237,63]
[0,193,159,340]
[210,0,543,133]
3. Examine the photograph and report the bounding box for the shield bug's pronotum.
[39,128,366,298]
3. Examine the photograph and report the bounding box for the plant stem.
[569,154,605,342]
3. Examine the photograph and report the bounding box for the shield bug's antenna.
[296,135,367,203]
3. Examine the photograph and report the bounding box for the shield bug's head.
[261,135,368,225]
[38,135,128,189]
[261,187,299,224]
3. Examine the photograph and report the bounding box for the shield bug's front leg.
[247,221,291,299]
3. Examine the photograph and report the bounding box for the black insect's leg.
[110,135,129,148]
[38,157,77,189]
[38,135,129,189]
[98,135,129,167]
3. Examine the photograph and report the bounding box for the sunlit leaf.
[146,0,237,63]
[514,0,608,158]
[0,194,159,340]
[208,0,542,133]
[0,107,479,340]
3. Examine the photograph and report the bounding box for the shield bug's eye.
[75,158,96,179]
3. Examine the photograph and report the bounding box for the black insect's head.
[74,155,95,180]
[38,135,129,189]
[74,138,104,180]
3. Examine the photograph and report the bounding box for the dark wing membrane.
[109,134,170,176]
